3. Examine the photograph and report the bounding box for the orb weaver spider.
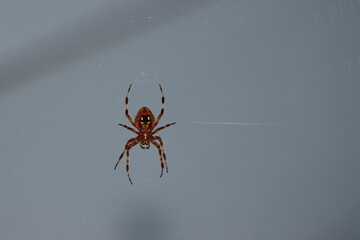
[115,84,176,184]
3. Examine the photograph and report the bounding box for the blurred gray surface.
[1,0,360,239]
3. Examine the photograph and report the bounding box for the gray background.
[1,0,360,239]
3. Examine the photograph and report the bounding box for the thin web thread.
[190,121,283,126]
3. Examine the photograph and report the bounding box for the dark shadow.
[0,0,218,93]
[322,204,360,240]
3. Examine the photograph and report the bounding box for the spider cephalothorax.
[114,84,176,184]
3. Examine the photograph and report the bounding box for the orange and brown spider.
[114,84,176,184]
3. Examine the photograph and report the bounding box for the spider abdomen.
[135,107,155,130]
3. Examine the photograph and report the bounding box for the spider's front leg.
[153,136,168,173]
[115,137,138,184]
[151,139,166,177]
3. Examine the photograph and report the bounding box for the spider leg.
[118,123,139,134]
[124,84,138,129]
[150,140,165,177]
[114,137,137,170]
[115,137,138,184]
[153,84,165,129]
[125,150,133,184]
[152,122,176,135]
[153,136,168,173]
[115,150,125,170]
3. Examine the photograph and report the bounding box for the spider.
[114,84,176,184]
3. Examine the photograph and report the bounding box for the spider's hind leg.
[153,84,165,129]
[124,84,138,129]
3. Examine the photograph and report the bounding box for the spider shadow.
[114,199,175,240]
